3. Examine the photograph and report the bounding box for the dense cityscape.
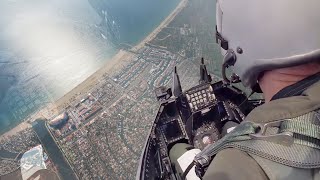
[0,128,58,179]
[0,0,222,179]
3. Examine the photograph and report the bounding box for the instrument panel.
[160,118,185,144]
[185,83,216,112]
[137,59,266,180]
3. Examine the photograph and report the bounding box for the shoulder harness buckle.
[250,120,294,146]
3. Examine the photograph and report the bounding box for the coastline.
[0,122,31,141]
[132,0,187,51]
[0,0,187,140]
[54,49,134,112]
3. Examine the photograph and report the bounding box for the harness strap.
[281,120,320,150]
[194,118,320,171]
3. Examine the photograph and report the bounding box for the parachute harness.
[187,110,320,178]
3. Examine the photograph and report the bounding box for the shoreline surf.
[0,0,187,140]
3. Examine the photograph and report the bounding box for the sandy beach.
[0,122,31,141]
[0,0,187,140]
[133,0,187,51]
[54,50,134,112]
[53,0,187,112]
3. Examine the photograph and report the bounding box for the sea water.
[0,0,179,134]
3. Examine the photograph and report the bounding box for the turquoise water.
[0,0,179,134]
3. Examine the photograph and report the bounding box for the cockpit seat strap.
[194,113,320,172]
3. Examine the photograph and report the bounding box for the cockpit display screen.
[212,101,227,119]
[161,120,183,142]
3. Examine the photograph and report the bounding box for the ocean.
[0,0,180,135]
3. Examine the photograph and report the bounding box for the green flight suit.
[170,77,320,180]
[203,80,320,180]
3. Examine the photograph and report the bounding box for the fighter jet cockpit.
[136,58,264,180]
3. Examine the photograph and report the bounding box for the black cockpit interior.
[136,60,263,180]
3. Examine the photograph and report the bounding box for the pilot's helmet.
[215,0,320,88]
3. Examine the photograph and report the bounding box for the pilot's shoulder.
[203,148,268,180]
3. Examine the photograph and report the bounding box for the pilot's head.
[215,0,320,95]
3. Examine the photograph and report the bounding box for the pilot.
[170,0,320,179]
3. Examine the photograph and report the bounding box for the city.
[0,0,222,179]
[47,44,203,179]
